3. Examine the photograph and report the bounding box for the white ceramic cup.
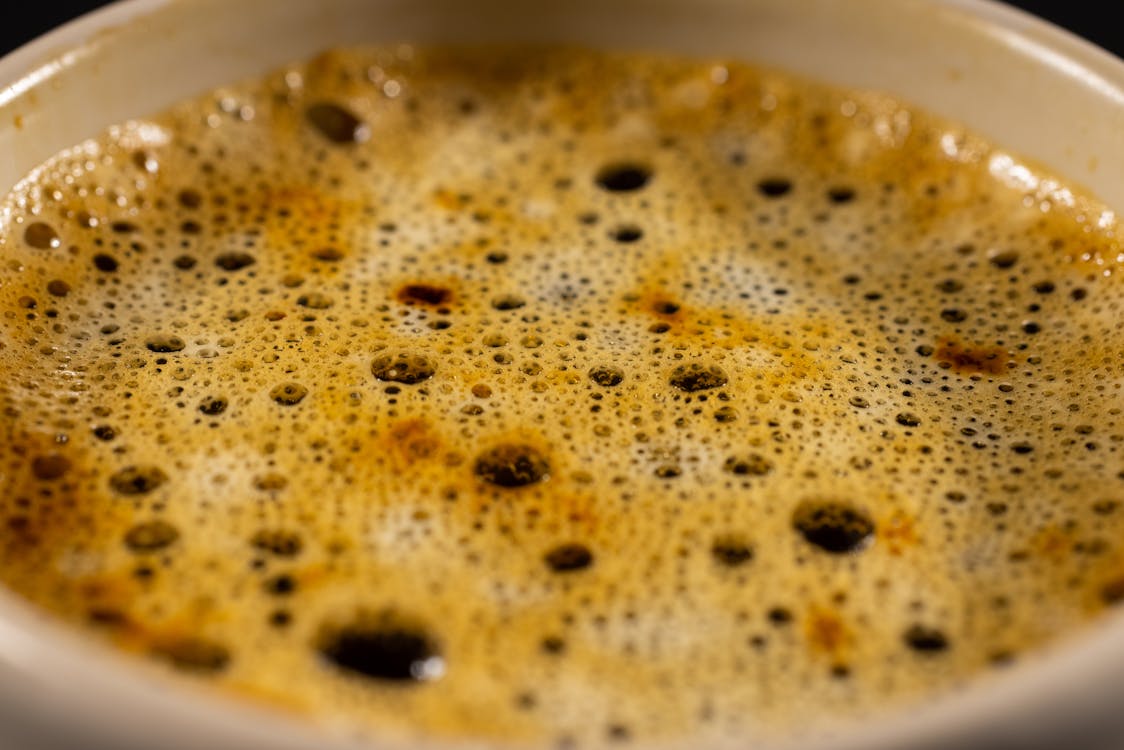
[2,1,1124,748]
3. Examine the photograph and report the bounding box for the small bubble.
[31,454,71,481]
[93,254,119,272]
[270,383,309,405]
[46,280,70,297]
[492,294,526,311]
[474,444,550,487]
[178,189,203,209]
[109,466,168,495]
[251,529,303,557]
[173,255,197,270]
[92,425,117,441]
[264,574,297,596]
[711,536,754,567]
[544,543,594,573]
[757,177,793,197]
[124,521,180,552]
[793,501,874,554]
[318,612,443,682]
[297,292,333,309]
[589,366,624,387]
[723,454,773,476]
[24,222,61,249]
[988,249,1019,269]
[896,413,921,427]
[146,335,185,353]
[609,225,644,243]
[215,252,255,271]
[306,102,370,144]
[714,406,738,423]
[827,186,855,204]
[903,625,950,654]
[312,247,344,262]
[198,396,228,416]
[595,163,652,192]
[669,363,728,392]
[371,352,436,384]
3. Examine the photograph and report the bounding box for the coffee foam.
[0,45,1122,748]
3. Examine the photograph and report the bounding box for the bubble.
[895,413,921,427]
[609,225,644,243]
[318,612,443,682]
[173,255,198,270]
[711,537,754,567]
[146,335,186,353]
[988,249,1019,269]
[264,574,297,596]
[109,466,168,495]
[669,363,728,392]
[124,520,180,552]
[588,366,624,387]
[93,254,119,272]
[214,252,256,271]
[371,352,436,384]
[177,189,203,209]
[827,186,855,204]
[903,625,950,654]
[792,501,874,554]
[46,280,71,297]
[491,294,526,311]
[198,396,228,416]
[31,454,71,481]
[595,163,652,192]
[474,444,549,487]
[297,292,333,309]
[24,222,61,249]
[757,177,793,197]
[306,102,370,144]
[270,383,309,405]
[311,247,344,262]
[92,425,117,441]
[544,543,594,573]
[723,454,773,476]
[251,529,303,557]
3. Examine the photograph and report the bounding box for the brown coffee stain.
[381,417,446,470]
[395,281,457,307]
[933,336,1010,375]
[804,606,851,658]
[879,511,920,556]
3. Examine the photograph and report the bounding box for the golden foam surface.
[0,45,1123,748]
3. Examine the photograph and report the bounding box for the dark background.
[0,2,1121,61]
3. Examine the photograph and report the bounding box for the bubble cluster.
[0,44,1122,750]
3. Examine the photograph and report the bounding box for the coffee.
[0,44,1122,747]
